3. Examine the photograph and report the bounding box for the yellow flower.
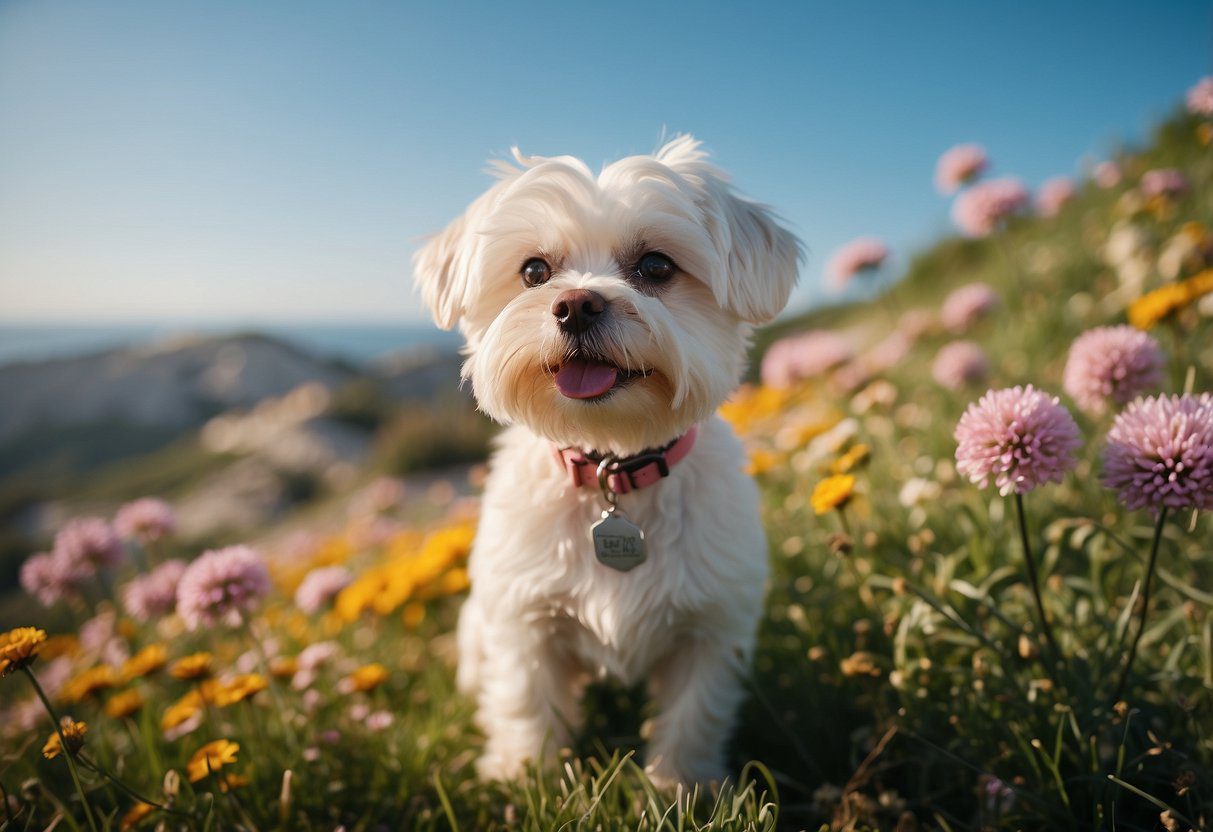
[830,443,870,475]
[0,627,47,676]
[209,674,267,707]
[61,665,117,703]
[839,651,882,678]
[121,644,168,681]
[746,448,780,476]
[40,635,80,661]
[161,690,205,733]
[169,652,213,680]
[42,717,87,759]
[269,656,298,678]
[120,802,156,830]
[1128,269,1213,329]
[186,739,240,783]
[811,474,856,515]
[104,689,145,719]
[341,662,389,693]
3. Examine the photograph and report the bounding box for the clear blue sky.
[0,1,1209,325]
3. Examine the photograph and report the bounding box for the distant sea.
[0,322,463,368]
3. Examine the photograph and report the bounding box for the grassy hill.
[0,110,1210,831]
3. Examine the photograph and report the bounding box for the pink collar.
[553,425,699,495]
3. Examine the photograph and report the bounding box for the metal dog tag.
[591,508,646,572]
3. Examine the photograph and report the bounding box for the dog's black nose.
[551,289,606,334]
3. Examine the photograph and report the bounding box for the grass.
[1,110,1212,831]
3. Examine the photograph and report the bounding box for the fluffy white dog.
[412,136,800,786]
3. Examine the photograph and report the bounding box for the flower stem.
[1013,493,1063,669]
[22,668,100,832]
[77,754,183,815]
[1111,508,1168,705]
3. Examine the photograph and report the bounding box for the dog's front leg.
[474,620,583,781]
[643,631,752,787]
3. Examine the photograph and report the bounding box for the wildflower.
[839,651,882,678]
[269,656,298,678]
[761,331,854,388]
[826,237,889,289]
[365,710,394,731]
[1193,77,1213,115]
[53,517,124,576]
[121,560,188,623]
[169,652,214,680]
[42,717,87,759]
[934,143,988,194]
[60,665,117,703]
[1140,169,1189,201]
[121,643,168,681]
[114,498,176,543]
[1128,269,1213,329]
[1035,177,1075,218]
[932,341,990,391]
[811,474,856,515]
[161,691,205,736]
[19,553,76,607]
[120,802,156,830]
[1093,161,1122,188]
[0,627,47,676]
[1063,326,1165,417]
[830,444,870,474]
[940,283,1000,333]
[340,663,390,694]
[176,545,270,630]
[210,674,267,707]
[296,642,340,673]
[951,177,1029,237]
[294,566,353,614]
[1102,394,1213,512]
[954,386,1081,495]
[104,689,145,719]
[187,739,240,783]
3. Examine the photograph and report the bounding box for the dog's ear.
[656,135,802,324]
[413,157,525,330]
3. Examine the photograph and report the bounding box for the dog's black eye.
[636,252,676,283]
[521,258,551,287]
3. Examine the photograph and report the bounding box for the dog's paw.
[474,750,529,782]
[644,757,727,791]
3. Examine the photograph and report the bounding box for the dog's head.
[413,136,801,454]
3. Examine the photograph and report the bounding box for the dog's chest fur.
[468,417,767,686]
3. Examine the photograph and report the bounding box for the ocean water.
[0,322,463,368]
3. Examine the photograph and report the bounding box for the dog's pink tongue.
[555,359,618,399]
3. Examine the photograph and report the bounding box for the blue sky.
[0,1,1208,325]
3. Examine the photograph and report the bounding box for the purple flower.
[951,177,1029,237]
[365,710,394,732]
[1063,326,1166,417]
[1035,177,1076,218]
[940,283,1000,334]
[1187,77,1213,116]
[826,237,889,289]
[932,341,990,391]
[114,498,176,543]
[1102,394,1213,512]
[955,385,1082,495]
[935,144,989,194]
[121,559,189,622]
[176,545,271,630]
[1140,169,1190,201]
[294,566,353,615]
[53,517,124,576]
[19,552,77,607]
[761,330,854,388]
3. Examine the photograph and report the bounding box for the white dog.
[412,136,800,786]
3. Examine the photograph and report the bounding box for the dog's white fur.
[412,136,800,786]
